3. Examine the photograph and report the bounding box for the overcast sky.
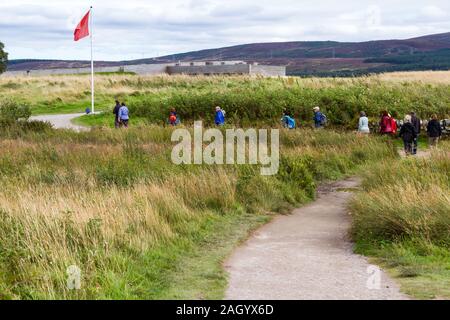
[1,0,449,61]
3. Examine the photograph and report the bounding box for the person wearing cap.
[313,106,326,129]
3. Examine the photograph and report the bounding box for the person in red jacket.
[390,114,398,135]
[379,111,394,135]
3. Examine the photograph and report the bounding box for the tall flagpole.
[90,6,95,114]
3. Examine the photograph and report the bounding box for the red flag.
[74,10,90,41]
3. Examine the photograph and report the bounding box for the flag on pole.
[74,8,95,114]
[74,10,90,41]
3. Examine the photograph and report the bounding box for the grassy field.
[351,141,450,299]
[0,72,449,300]
[73,113,149,128]
[1,72,449,128]
[0,121,398,299]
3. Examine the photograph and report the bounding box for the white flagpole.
[90,6,95,114]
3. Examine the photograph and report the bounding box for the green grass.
[0,124,396,299]
[73,113,149,128]
[1,73,448,300]
[355,240,450,300]
[31,99,111,115]
[52,211,271,300]
[1,74,449,124]
[350,144,450,299]
[146,212,272,299]
[394,135,430,150]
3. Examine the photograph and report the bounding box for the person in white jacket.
[358,111,370,134]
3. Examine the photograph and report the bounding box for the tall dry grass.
[0,125,396,299]
[375,70,450,84]
[351,145,450,246]
[0,167,236,299]
[350,141,450,299]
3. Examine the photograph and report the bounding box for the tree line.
[0,41,8,74]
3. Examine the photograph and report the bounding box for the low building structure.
[2,61,286,77]
[167,62,286,76]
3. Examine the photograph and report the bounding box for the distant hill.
[7,32,450,76]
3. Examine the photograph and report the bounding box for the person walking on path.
[411,112,421,155]
[379,111,394,136]
[118,102,129,128]
[313,107,327,129]
[113,100,121,129]
[427,114,442,147]
[399,115,417,156]
[169,108,180,126]
[358,111,370,134]
[215,106,225,126]
[281,110,296,129]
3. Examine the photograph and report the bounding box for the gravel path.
[399,149,432,159]
[30,113,88,131]
[224,177,408,300]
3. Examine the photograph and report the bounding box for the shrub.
[0,99,31,121]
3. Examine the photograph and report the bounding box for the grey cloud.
[1,0,450,60]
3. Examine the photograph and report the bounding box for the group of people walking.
[359,111,443,156]
[281,107,328,129]
[397,113,443,155]
[111,101,227,128]
[168,106,226,126]
[282,107,444,156]
[110,101,444,154]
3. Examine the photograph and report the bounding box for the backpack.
[320,113,327,126]
[283,116,296,129]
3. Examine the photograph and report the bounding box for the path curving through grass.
[30,113,89,131]
[224,177,409,300]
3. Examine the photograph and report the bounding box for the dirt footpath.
[224,177,408,300]
[30,113,88,131]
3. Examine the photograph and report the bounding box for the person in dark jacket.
[113,100,121,129]
[410,112,421,155]
[399,115,417,156]
[427,114,442,147]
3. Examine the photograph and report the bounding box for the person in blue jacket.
[313,106,327,129]
[281,110,296,129]
[215,106,225,126]
[118,102,130,128]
